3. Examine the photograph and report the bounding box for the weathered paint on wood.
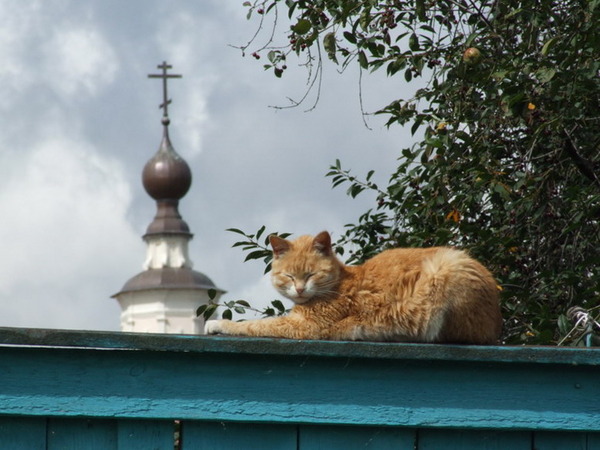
[1,326,598,366]
[588,433,600,450]
[1,342,598,430]
[418,429,532,450]
[47,418,117,450]
[182,422,298,450]
[0,417,46,450]
[0,326,599,449]
[117,419,176,450]
[533,431,588,450]
[299,425,415,450]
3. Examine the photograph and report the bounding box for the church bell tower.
[112,62,224,334]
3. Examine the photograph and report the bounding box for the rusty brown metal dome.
[142,127,192,201]
[142,126,192,237]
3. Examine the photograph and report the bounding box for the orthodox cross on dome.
[148,61,182,124]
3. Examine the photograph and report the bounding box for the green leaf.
[415,0,427,21]
[263,262,273,275]
[359,7,372,31]
[272,299,286,313]
[285,0,297,18]
[410,114,424,135]
[536,67,556,83]
[387,58,405,76]
[291,18,311,35]
[222,309,233,320]
[358,50,368,69]
[244,250,269,262]
[464,32,478,48]
[343,31,356,44]
[199,304,217,320]
[455,130,472,144]
[541,37,557,56]
[491,70,509,81]
[196,304,208,316]
[323,32,338,63]
[226,228,247,236]
[347,184,365,198]
[409,33,420,51]
[504,8,523,19]
[492,182,511,200]
[557,314,570,335]
[256,225,266,241]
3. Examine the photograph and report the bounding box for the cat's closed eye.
[284,273,315,281]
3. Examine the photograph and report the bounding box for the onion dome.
[142,123,192,237]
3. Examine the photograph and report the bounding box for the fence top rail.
[0,326,598,366]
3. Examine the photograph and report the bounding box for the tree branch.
[563,129,600,190]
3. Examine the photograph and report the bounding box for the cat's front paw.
[205,319,228,335]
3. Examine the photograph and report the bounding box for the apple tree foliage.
[237,0,600,345]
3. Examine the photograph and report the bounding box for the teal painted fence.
[0,327,599,449]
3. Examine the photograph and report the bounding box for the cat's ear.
[269,234,291,258]
[313,231,332,256]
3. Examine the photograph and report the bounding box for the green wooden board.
[47,418,117,450]
[0,417,46,450]
[182,421,297,449]
[117,419,175,450]
[419,429,531,450]
[0,326,598,366]
[534,431,587,450]
[1,344,598,430]
[299,425,415,449]
[588,432,600,450]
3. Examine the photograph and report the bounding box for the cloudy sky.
[0,0,415,331]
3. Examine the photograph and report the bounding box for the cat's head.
[269,231,342,304]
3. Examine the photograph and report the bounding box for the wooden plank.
[181,421,297,449]
[0,417,46,450]
[0,326,599,367]
[534,431,587,449]
[7,327,600,365]
[418,429,531,450]
[117,419,175,450]
[588,433,600,449]
[47,418,117,450]
[299,425,414,449]
[0,344,599,431]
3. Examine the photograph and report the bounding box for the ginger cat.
[205,231,502,344]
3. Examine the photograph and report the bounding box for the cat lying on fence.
[205,231,502,344]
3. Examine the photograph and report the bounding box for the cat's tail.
[412,248,464,341]
[422,248,482,285]
[421,248,501,344]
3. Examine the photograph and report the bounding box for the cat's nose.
[296,286,305,295]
